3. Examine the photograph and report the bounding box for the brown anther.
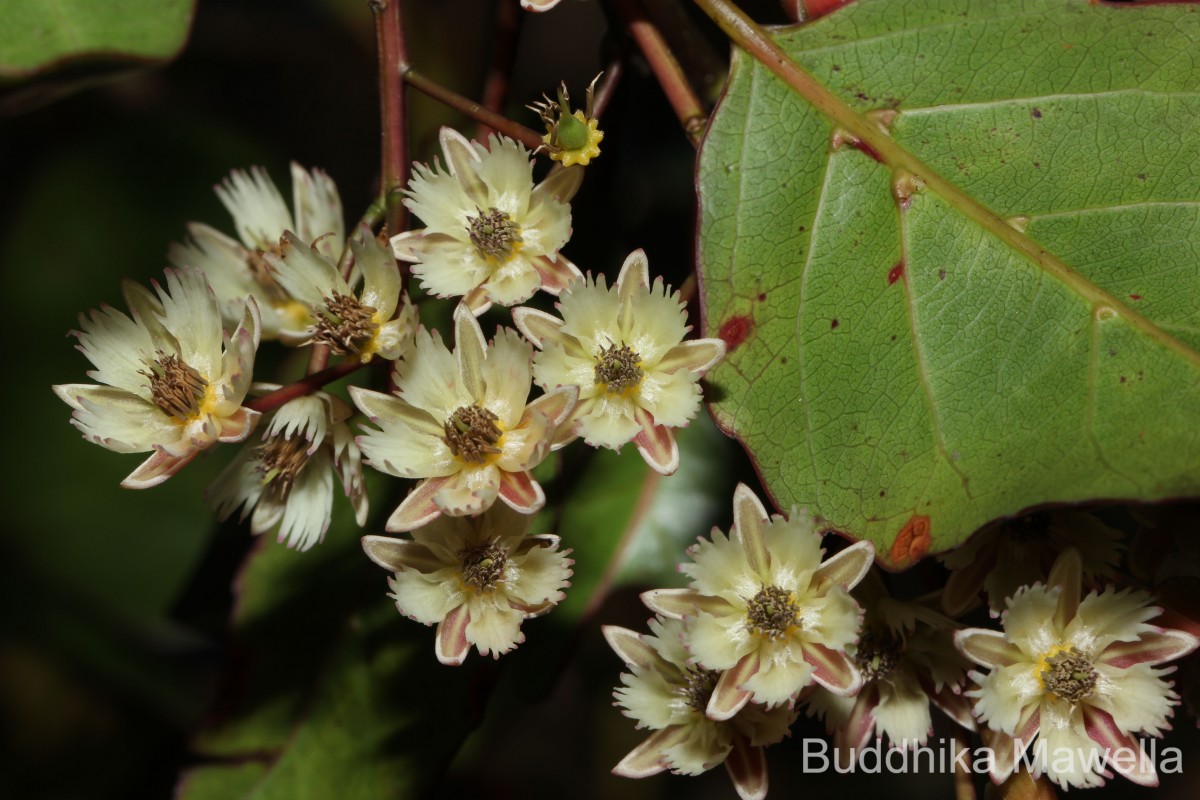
[467,207,521,262]
[256,436,310,502]
[141,351,208,420]
[1041,647,1097,702]
[746,585,798,639]
[855,627,905,682]
[594,342,643,394]
[458,541,508,590]
[443,405,502,463]
[680,667,720,713]
[312,292,378,355]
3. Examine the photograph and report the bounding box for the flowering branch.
[371,0,409,236]
[402,67,545,150]
[245,359,369,414]
[613,0,707,147]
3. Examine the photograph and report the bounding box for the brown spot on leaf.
[1031,107,1042,119]
[830,319,840,329]
[890,514,932,567]
[719,315,753,351]
[1129,294,1142,301]
[887,262,905,285]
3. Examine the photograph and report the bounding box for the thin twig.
[403,67,545,150]
[246,359,369,413]
[613,0,707,147]
[478,0,523,140]
[372,0,409,236]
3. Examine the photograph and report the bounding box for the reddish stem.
[403,68,545,150]
[246,359,368,413]
[372,0,409,235]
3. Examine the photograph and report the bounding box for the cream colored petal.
[276,449,334,551]
[290,163,344,255]
[480,327,534,427]
[656,338,726,376]
[557,276,622,350]
[351,225,399,320]
[1002,584,1063,659]
[689,611,753,671]
[973,663,1041,734]
[638,368,701,429]
[763,518,822,594]
[742,648,813,708]
[508,542,571,607]
[518,184,570,256]
[680,527,756,603]
[1066,587,1159,655]
[475,134,535,217]
[55,384,175,453]
[215,167,293,250]
[512,306,565,350]
[402,160,473,235]
[1035,698,1107,789]
[615,248,650,300]
[388,568,462,624]
[531,342,594,392]
[576,393,640,449]
[798,586,861,653]
[441,128,489,206]
[613,669,686,730]
[464,595,525,658]
[219,299,261,406]
[661,722,732,776]
[1089,662,1177,736]
[356,418,454,479]
[495,414,549,473]
[874,666,933,746]
[73,303,156,397]
[435,465,500,516]
[362,535,444,573]
[453,303,487,400]
[624,278,688,365]
[403,238,490,299]
[394,327,472,419]
[206,440,263,522]
[482,255,541,308]
[271,231,346,307]
[156,268,224,375]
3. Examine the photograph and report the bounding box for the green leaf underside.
[0,0,194,77]
[698,0,1200,566]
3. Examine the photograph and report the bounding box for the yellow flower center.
[141,351,211,421]
[746,585,799,640]
[467,207,522,263]
[1036,645,1097,702]
[594,341,643,395]
[313,292,379,358]
[443,404,504,464]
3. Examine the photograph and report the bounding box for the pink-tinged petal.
[1082,706,1158,787]
[980,727,1017,784]
[1049,548,1082,630]
[536,162,582,202]
[707,652,759,721]
[633,408,679,475]
[453,304,487,399]
[121,448,198,489]
[385,477,451,532]
[814,541,875,591]
[926,680,977,732]
[361,535,442,573]
[524,384,578,428]
[656,338,727,376]
[1099,628,1200,668]
[221,297,262,403]
[956,628,1024,669]
[725,736,768,800]
[942,555,991,616]
[498,469,545,514]
[531,253,582,296]
[602,625,669,673]
[435,603,472,666]
[616,248,650,300]
[839,692,878,751]
[511,306,566,350]
[217,406,260,443]
[461,285,493,317]
[804,643,863,697]
[436,467,501,516]
[439,128,487,205]
[731,483,772,579]
[641,588,732,620]
[612,726,688,778]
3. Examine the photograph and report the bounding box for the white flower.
[806,572,973,751]
[643,484,875,719]
[362,503,572,665]
[391,128,583,315]
[169,164,343,341]
[513,249,725,475]
[605,617,795,800]
[350,304,577,532]
[54,268,261,488]
[956,548,1199,789]
[520,0,563,11]
[941,510,1124,616]
[208,388,367,551]
[268,225,416,363]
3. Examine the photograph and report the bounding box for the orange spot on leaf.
[889,514,931,567]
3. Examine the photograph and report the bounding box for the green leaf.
[0,0,195,111]
[697,0,1200,567]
